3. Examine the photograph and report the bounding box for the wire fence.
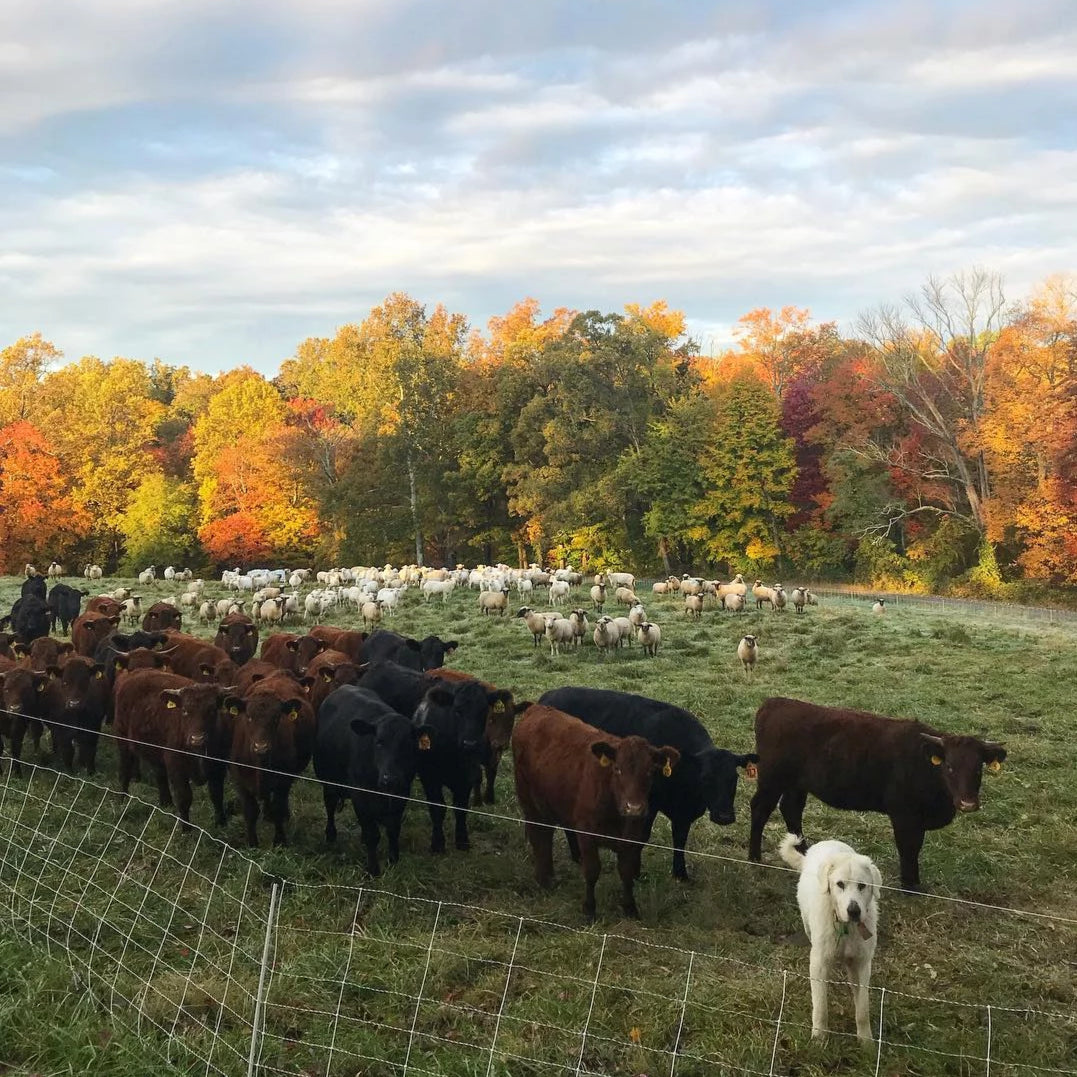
[1,760,1075,1077]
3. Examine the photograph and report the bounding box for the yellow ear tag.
[930,755,943,766]
[166,700,177,709]
[492,700,506,713]
[161,663,170,672]
[988,759,1002,773]
[287,707,299,722]
[419,734,431,750]
[36,683,45,693]
[96,671,104,679]
[598,754,610,767]
[662,760,672,778]
[228,705,239,715]
[321,671,333,682]
[745,762,758,780]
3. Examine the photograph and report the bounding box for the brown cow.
[426,667,518,805]
[260,632,300,671]
[112,647,171,677]
[235,659,290,695]
[748,697,1007,890]
[85,597,124,618]
[161,631,237,685]
[309,625,367,663]
[114,669,226,827]
[215,613,258,667]
[228,672,315,846]
[142,602,182,632]
[0,632,18,659]
[0,666,47,774]
[17,637,75,667]
[304,649,360,713]
[512,704,679,921]
[71,612,122,657]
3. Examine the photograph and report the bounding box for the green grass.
[0,575,1075,1076]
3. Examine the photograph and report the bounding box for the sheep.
[376,587,404,615]
[422,578,456,602]
[24,565,38,578]
[260,597,287,626]
[872,599,886,615]
[680,576,703,597]
[122,597,142,625]
[177,568,193,582]
[545,616,576,656]
[752,579,776,609]
[138,566,157,586]
[612,616,634,646]
[651,581,668,595]
[216,598,234,619]
[568,608,589,646]
[772,585,787,613]
[592,616,620,655]
[479,588,511,616]
[737,634,758,677]
[198,601,219,625]
[304,591,324,623]
[615,586,638,607]
[179,592,198,608]
[590,583,606,611]
[636,621,662,657]
[684,594,704,619]
[718,574,748,603]
[791,587,808,614]
[606,572,635,590]
[361,600,382,630]
[84,564,103,580]
[548,579,571,607]
[806,589,818,607]
[516,606,548,647]
[665,576,681,593]
[163,566,176,581]
[724,592,746,613]
[628,602,647,628]
[47,561,64,579]
[516,577,533,597]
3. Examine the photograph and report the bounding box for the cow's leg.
[384,811,404,866]
[152,762,172,807]
[670,816,692,880]
[80,731,101,775]
[172,770,193,829]
[484,750,501,804]
[809,947,830,1039]
[117,744,136,793]
[239,789,260,847]
[420,774,447,853]
[748,784,782,860]
[207,766,228,826]
[450,781,470,850]
[564,829,581,862]
[269,785,289,846]
[617,844,643,918]
[526,821,554,888]
[778,790,808,838]
[891,817,925,891]
[8,718,28,778]
[846,954,874,1042]
[578,837,601,922]
[324,788,340,843]
[359,817,382,876]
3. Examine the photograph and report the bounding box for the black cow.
[315,685,421,875]
[539,687,759,879]
[360,630,458,672]
[20,576,46,603]
[47,583,89,635]
[361,661,486,852]
[8,596,50,646]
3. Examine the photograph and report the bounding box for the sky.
[2,0,1075,374]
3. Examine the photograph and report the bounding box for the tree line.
[1,270,1074,598]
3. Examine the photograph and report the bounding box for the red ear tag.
[419,734,431,750]
[930,755,943,766]
[745,763,758,780]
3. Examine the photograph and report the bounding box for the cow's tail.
[778,833,807,871]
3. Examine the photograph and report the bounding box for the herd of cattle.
[0,566,1007,919]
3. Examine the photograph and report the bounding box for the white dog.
[779,834,882,1042]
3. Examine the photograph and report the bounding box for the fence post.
[247,881,280,1077]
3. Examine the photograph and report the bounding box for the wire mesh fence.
[1,760,1075,1076]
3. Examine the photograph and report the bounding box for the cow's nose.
[847,901,861,921]
[65,700,80,709]
[959,799,980,813]
[188,734,206,748]
[623,802,644,817]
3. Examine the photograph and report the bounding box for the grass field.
[0,574,1075,1077]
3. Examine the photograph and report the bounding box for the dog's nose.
[847,901,861,921]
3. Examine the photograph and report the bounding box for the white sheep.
[724,592,746,613]
[615,586,638,607]
[791,587,808,614]
[516,606,548,647]
[651,581,668,595]
[47,561,64,579]
[752,579,775,609]
[737,635,758,677]
[138,566,157,586]
[479,588,511,616]
[198,601,219,625]
[590,583,606,611]
[606,572,635,590]
[569,608,589,646]
[772,585,787,613]
[122,597,142,625]
[548,579,571,607]
[872,599,886,615]
[628,602,647,628]
[636,621,662,657]
[361,600,382,629]
[592,615,620,655]
[216,597,235,618]
[545,616,576,656]
[612,615,634,646]
[260,597,287,625]
[806,589,818,607]
[163,566,176,581]
[680,577,703,597]
[684,594,704,619]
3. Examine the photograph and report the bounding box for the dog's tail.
[778,833,807,870]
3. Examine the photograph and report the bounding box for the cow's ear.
[46,664,62,680]
[283,700,303,720]
[93,663,106,679]
[654,745,680,777]
[444,641,459,654]
[161,689,182,709]
[223,695,245,715]
[920,733,946,765]
[316,640,327,653]
[108,616,121,626]
[486,690,512,713]
[299,676,315,691]
[320,669,335,683]
[200,663,216,677]
[514,700,534,715]
[113,653,129,670]
[981,741,1007,772]
[739,753,760,780]
[591,741,617,767]
[350,718,377,737]
[58,642,74,655]
[426,687,454,707]
[285,639,300,652]
[11,643,26,658]
[245,625,255,635]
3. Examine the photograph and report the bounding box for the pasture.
[0,573,1075,1077]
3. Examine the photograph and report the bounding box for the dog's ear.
[816,856,834,895]
[868,859,882,898]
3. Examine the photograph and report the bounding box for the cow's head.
[694,746,760,825]
[161,684,220,752]
[591,735,680,819]
[351,713,418,796]
[922,733,1007,813]
[289,635,327,675]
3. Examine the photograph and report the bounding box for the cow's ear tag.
[492,700,505,713]
[745,762,758,780]
[95,671,104,679]
[287,706,299,721]
[419,734,431,750]
[321,671,333,682]
[598,753,610,767]
[987,759,1002,773]
[166,700,177,709]
[662,760,672,778]
[930,755,943,766]
[228,705,239,715]
[36,683,45,693]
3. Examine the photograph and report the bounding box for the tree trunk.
[406,450,423,567]
[659,536,672,577]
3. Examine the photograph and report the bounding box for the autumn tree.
[0,334,59,425]
[118,474,200,573]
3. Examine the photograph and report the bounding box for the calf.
[513,704,679,920]
[309,626,368,663]
[142,601,182,633]
[9,596,50,646]
[71,612,122,657]
[215,613,258,667]
[85,596,124,618]
[228,672,315,846]
[314,685,420,875]
[114,670,225,827]
[0,667,47,775]
[47,583,88,635]
[39,656,109,773]
[540,687,758,879]
[748,697,1007,890]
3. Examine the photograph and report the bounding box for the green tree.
[118,474,200,573]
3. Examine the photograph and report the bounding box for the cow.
[228,672,315,846]
[215,613,258,667]
[160,631,237,685]
[19,637,75,668]
[539,687,758,879]
[142,602,182,633]
[432,668,520,805]
[71,612,122,657]
[91,629,171,691]
[314,685,421,875]
[8,596,50,646]
[234,659,288,694]
[46,583,89,636]
[114,670,227,827]
[304,649,361,713]
[39,656,110,774]
[512,704,679,921]
[747,697,1008,890]
[262,633,328,676]
[308,626,369,664]
[85,596,124,618]
[0,667,47,775]
[359,629,457,672]
[20,575,46,603]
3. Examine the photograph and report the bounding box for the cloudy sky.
[2,0,1074,374]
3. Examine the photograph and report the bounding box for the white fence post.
[247,881,280,1077]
